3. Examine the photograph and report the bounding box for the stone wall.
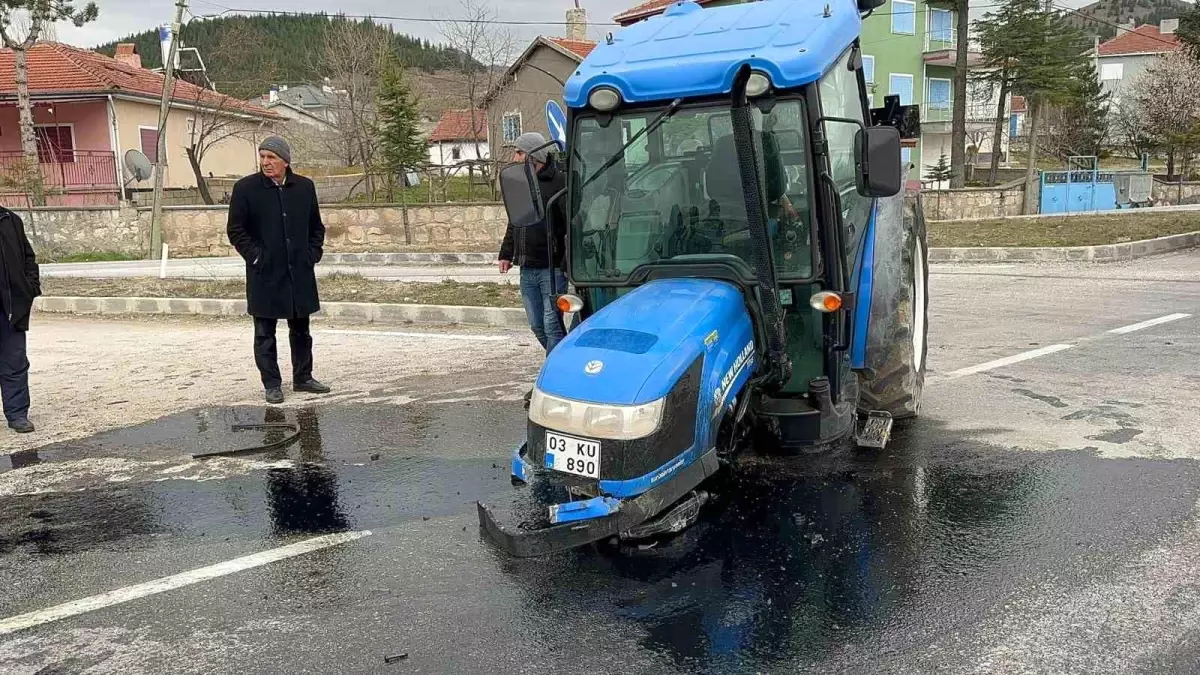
[10,202,509,257]
[8,205,147,255]
[921,182,1031,221]
[1151,180,1200,206]
[155,202,509,257]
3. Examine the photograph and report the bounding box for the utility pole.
[149,0,187,261]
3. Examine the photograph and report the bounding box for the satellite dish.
[124,149,153,183]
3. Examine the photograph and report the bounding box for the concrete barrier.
[34,297,528,328]
[929,231,1200,263]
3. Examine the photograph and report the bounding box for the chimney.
[566,2,588,42]
[114,43,142,69]
[1161,18,1179,34]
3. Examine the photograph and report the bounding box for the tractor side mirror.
[499,160,545,228]
[855,126,902,198]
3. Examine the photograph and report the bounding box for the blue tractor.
[479,0,929,557]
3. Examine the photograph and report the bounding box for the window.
[892,0,916,34]
[569,100,815,282]
[930,9,952,43]
[889,74,914,105]
[862,55,875,84]
[185,117,195,136]
[1100,62,1124,81]
[819,47,872,256]
[35,125,74,163]
[451,147,462,160]
[928,78,952,110]
[502,112,523,143]
[140,126,161,164]
[901,147,912,166]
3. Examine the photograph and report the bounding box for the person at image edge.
[0,206,39,433]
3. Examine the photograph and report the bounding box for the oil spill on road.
[484,418,1200,674]
[0,401,524,561]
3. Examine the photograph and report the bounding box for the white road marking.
[941,344,1074,380]
[321,329,510,342]
[0,530,372,636]
[1108,313,1192,335]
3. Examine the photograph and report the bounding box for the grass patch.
[42,273,523,308]
[40,251,141,264]
[929,212,1200,248]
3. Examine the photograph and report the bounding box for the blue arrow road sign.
[546,100,567,151]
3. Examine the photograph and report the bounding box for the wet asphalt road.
[2,252,1200,674]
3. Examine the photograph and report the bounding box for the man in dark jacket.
[226,136,331,404]
[0,207,40,433]
[499,132,568,353]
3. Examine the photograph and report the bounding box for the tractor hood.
[536,278,751,406]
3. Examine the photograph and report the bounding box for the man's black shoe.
[266,388,285,404]
[295,379,331,394]
[9,419,34,433]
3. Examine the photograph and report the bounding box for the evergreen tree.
[1043,61,1111,160]
[375,54,426,200]
[925,154,955,219]
[976,0,1094,213]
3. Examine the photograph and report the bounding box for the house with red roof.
[428,109,489,171]
[481,6,596,163]
[0,41,278,206]
[1092,20,1182,107]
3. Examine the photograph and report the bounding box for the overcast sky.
[52,0,1103,51]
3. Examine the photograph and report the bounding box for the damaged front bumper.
[477,442,721,558]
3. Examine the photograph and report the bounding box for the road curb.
[928,231,1200,263]
[33,297,529,328]
[323,252,496,265]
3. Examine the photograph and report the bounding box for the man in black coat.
[0,207,40,433]
[226,136,331,404]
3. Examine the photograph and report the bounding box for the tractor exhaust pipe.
[730,64,791,389]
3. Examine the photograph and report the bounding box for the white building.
[428,109,489,173]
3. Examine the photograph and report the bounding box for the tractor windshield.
[568,98,815,284]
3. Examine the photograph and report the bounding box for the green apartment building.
[615,0,1002,186]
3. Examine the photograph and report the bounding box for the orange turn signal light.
[557,294,584,313]
[809,291,843,313]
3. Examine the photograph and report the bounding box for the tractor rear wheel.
[858,194,930,420]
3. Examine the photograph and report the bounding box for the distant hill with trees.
[1062,0,1192,41]
[95,13,477,109]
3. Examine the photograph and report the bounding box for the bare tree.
[323,18,393,199]
[441,0,516,174]
[184,91,268,204]
[0,0,98,205]
[1130,50,1200,176]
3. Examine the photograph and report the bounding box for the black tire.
[858,194,930,420]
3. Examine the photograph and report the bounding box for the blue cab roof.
[563,0,863,109]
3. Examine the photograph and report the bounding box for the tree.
[1177,3,1200,62]
[323,18,392,199]
[1129,50,1200,176]
[180,24,276,204]
[925,153,955,218]
[376,54,426,201]
[0,0,98,205]
[441,0,516,173]
[974,0,1041,185]
[950,0,970,188]
[1041,62,1110,161]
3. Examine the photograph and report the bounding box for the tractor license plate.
[545,432,601,479]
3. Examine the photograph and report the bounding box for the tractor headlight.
[530,388,665,440]
[746,71,772,97]
[588,87,621,112]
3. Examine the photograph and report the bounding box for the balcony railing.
[920,102,1010,124]
[925,30,956,54]
[0,150,118,190]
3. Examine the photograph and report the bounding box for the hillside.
[95,13,474,115]
[1063,0,1193,41]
